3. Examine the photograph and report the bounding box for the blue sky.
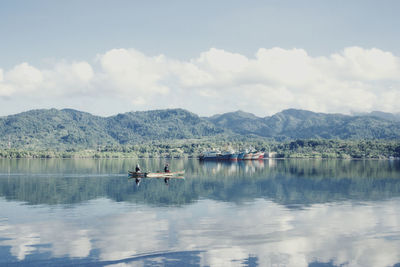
[1,0,400,116]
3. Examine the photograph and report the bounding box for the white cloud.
[52,61,94,84]
[330,47,400,81]
[5,63,43,90]
[1,63,43,97]
[253,47,318,87]
[131,96,146,106]
[42,61,94,96]
[0,61,94,99]
[196,48,249,73]
[1,46,400,116]
[98,48,169,95]
[0,83,14,97]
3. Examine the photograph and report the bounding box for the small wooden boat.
[128,170,185,178]
[145,175,185,180]
[146,171,185,178]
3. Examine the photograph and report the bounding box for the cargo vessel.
[199,149,264,161]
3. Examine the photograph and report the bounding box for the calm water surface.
[0,158,400,267]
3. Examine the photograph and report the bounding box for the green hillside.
[208,109,400,140]
[0,109,114,149]
[106,109,225,143]
[0,108,226,149]
[1,108,400,150]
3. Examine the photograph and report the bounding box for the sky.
[1,0,400,117]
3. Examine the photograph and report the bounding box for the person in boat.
[135,164,141,173]
[164,163,170,173]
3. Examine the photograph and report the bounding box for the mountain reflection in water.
[0,158,400,266]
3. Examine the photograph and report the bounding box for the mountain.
[1,108,400,149]
[267,109,400,139]
[207,110,265,136]
[206,108,400,140]
[105,109,225,144]
[0,109,113,148]
[0,108,225,149]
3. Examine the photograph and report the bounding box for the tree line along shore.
[0,139,399,159]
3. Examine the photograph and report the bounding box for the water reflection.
[1,159,399,206]
[1,197,400,266]
[0,159,400,266]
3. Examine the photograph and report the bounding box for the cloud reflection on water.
[1,197,400,266]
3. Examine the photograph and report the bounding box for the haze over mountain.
[1,108,400,149]
[351,111,400,122]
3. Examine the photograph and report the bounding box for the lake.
[1,158,400,267]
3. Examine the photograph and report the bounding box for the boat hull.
[146,171,185,178]
[199,155,220,160]
[128,172,149,178]
[219,153,235,160]
[129,171,184,178]
[229,153,238,161]
[243,153,253,160]
[237,152,245,160]
[251,152,263,160]
[199,151,221,160]
[199,151,263,161]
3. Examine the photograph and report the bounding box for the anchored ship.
[199,150,221,160]
[199,149,264,161]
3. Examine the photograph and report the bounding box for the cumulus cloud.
[0,63,43,97]
[330,47,400,81]
[0,61,94,99]
[6,63,43,90]
[0,46,400,116]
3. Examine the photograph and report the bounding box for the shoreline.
[0,154,398,160]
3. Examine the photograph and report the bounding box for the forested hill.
[0,108,225,149]
[1,108,400,149]
[208,109,400,140]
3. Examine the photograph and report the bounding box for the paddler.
[164,163,170,173]
[135,164,141,173]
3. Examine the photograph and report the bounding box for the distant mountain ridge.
[207,109,400,140]
[351,111,400,122]
[1,108,400,149]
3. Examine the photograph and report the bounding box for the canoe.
[129,170,185,178]
[145,175,185,179]
[128,171,149,177]
[146,171,185,178]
